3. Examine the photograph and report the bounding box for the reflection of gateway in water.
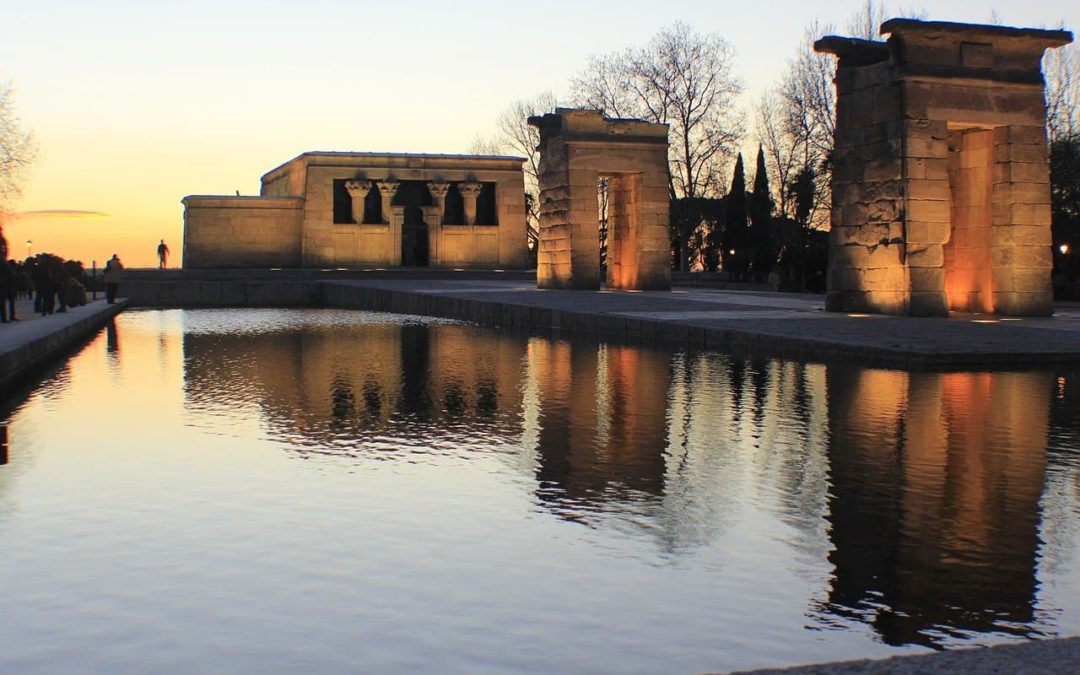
[529,339,671,515]
[822,368,1052,646]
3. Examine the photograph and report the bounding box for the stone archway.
[817,19,1072,316]
[528,109,672,291]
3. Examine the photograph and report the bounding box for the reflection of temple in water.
[180,314,1070,647]
[182,320,529,454]
[823,368,1052,646]
[181,320,834,548]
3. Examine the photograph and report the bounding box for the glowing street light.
[1061,243,1071,255]
[26,239,32,257]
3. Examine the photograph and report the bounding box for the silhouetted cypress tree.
[722,153,749,278]
[783,166,817,290]
[790,166,816,228]
[749,146,774,279]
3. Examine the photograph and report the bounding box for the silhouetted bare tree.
[846,0,889,41]
[758,2,925,231]
[570,22,743,201]
[1,76,36,254]
[748,22,836,232]
[469,91,560,252]
[1046,43,1080,143]
[754,92,801,223]
[569,22,744,271]
[1,77,35,215]
[1046,43,1080,291]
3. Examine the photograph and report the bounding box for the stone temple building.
[183,152,529,269]
[817,19,1072,316]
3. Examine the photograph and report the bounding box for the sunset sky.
[2,0,1077,267]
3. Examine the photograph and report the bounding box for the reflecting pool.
[1,309,1079,674]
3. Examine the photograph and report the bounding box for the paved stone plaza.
[323,278,1080,369]
[733,637,1080,675]
[110,270,1080,369]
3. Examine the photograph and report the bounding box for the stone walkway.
[730,637,1080,674]
[328,279,1080,369]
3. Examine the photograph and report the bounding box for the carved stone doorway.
[396,181,432,267]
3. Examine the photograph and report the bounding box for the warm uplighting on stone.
[529,109,672,291]
[817,19,1073,317]
[182,152,529,270]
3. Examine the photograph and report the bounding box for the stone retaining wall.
[0,302,126,394]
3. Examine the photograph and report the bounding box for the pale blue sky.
[1,0,1076,265]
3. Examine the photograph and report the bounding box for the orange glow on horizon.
[4,210,181,269]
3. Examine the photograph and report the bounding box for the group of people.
[0,254,93,323]
[0,238,170,322]
[0,258,32,323]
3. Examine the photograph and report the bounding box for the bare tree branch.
[1046,43,1080,143]
[0,77,37,215]
[569,22,744,201]
[467,92,561,249]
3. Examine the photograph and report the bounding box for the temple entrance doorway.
[944,127,995,313]
[401,207,429,267]
[395,181,432,267]
[603,173,644,289]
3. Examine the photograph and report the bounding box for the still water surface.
[1,309,1079,674]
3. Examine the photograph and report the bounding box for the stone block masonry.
[817,19,1072,317]
[528,109,671,291]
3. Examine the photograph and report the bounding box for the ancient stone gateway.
[528,109,671,290]
[817,20,1073,316]
[183,152,528,270]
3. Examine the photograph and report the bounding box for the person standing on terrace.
[157,239,170,269]
[104,254,123,304]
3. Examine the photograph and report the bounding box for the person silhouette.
[157,239,170,269]
[104,254,124,304]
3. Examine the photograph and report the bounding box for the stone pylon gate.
[817,19,1072,316]
[528,109,671,290]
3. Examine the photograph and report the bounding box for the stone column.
[427,181,450,224]
[376,180,399,224]
[344,180,372,224]
[458,182,483,225]
[421,205,442,266]
[390,206,406,266]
